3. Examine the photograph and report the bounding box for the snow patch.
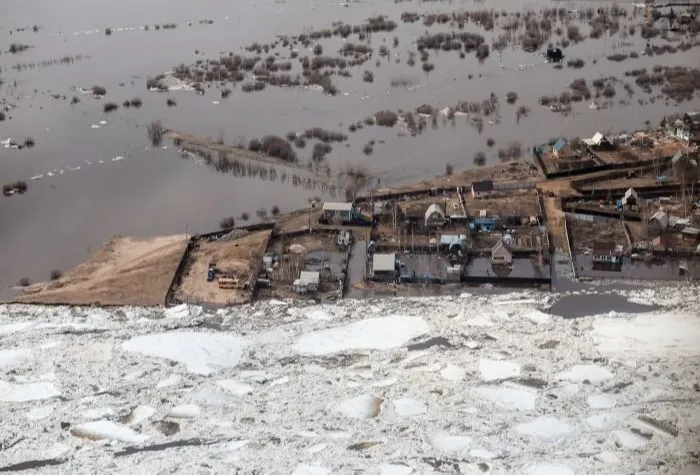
[294,316,429,355]
[479,359,521,381]
[122,331,244,375]
[526,310,552,324]
[392,397,426,416]
[71,420,149,444]
[515,416,575,442]
[586,412,626,431]
[556,365,613,384]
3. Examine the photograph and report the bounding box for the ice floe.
[556,365,612,384]
[0,381,60,402]
[167,404,201,419]
[479,359,521,381]
[440,363,466,381]
[476,383,537,411]
[613,429,649,450]
[515,416,575,442]
[587,394,616,409]
[523,463,575,475]
[338,394,383,419]
[392,397,426,416]
[0,348,32,370]
[294,316,429,355]
[122,331,244,375]
[426,432,472,452]
[70,420,149,444]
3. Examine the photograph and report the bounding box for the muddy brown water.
[1,0,699,297]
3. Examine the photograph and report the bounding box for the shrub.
[422,62,434,72]
[248,138,262,151]
[166,98,177,107]
[286,131,297,141]
[260,136,297,162]
[103,102,118,113]
[506,91,518,104]
[92,85,107,96]
[416,104,433,115]
[592,78,605,89]
[375,110,398,127]
[473,152,486,166]
[486,138,495,147]
[147,120,165,147]
[0,112,5,121]
[363,143,374,156]
[567,58,585,69]
[130,97,142,108]
[294,137,306,148]
[313,44,323,56]
[363,70,374,83]
[641,25,660,39]
[567,25,582,42]
[17,277,31,287]
[312,142,332,161]
[602,84,616,98]
[476,44,490,60]
[219,216,236,230]
[24,137,35,148]
[221,88,231,98]
[607,53,628,62]
[516,105,530,122]
[50,270,62,281]
[105,28,112,36]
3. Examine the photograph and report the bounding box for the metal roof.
[322,202,353,212]
[425,204,445,222]
[299,271,320,285]
[553,137,567,152]
[373,253,397,272]
[681,227,700,236]
[471,180,494,192]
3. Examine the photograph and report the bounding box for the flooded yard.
[1,0,699,296]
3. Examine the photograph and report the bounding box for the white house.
[424,204,446,227]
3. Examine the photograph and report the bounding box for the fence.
[493,182,537,191]
[563,214,578,280]
[164,236,197,307]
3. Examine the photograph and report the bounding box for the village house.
[439,234,468,256]
[293,271,319,294]
[552,137,578,160]
[592,241,624,271]
[424,204,447,228]
[649,210,669,233]
[372,253,398,282]
[320,202,355,224]
[490,240,513,266]
[667,112,700,143]
[471,180,494,198]
[582,132,614,150]
[652,233,673,251]
[681,227,700,243]
[621,187,642,210]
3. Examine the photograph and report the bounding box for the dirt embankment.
[12,235,189,306]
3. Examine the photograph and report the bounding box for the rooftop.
[322,202,353,212]
[373,253,397,273]
[472,180,494,192]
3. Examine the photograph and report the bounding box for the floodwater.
[465,256,551,279]
[547,292,657,318]
[575,254,700,280]
[1,0,699,296]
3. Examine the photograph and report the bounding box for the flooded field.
[2,0,699,297]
